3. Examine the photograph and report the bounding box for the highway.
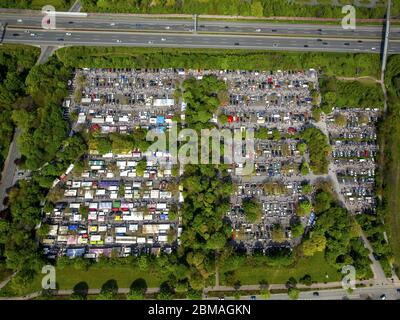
[1,9,400,53]
[1,10,400,40]
[3,27,400,54]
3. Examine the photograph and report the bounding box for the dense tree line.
[0,45,39,277]
[79,0,391,19]
[309,186,372,279]
[183,75,227,131]
[300,127,331,174]
[372,54,400,276]
[88,130,150,155]
[1,0,393,19]
[0,0,72,10]
[320,77,384,113]
[175,76,234,290]
[0,45,38,172]
[242,198,262,223]
[14,57,73,170]
[1,180,46,294]
[56,47,381,78]
[0,51,89,293]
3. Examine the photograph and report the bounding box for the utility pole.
[193,14,198,33]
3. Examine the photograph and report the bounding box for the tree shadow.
[73,281,89,299]
[130,278,147,292]
[259,279,269,290]
[100,279,118,295]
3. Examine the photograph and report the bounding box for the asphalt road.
[1,10,400,40]
[209,285,400,300]
[3,28,400,54]
[0,128,21,212]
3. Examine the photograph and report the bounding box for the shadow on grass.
[72,281,89,300]
[130,278,147,292]
[101,279,118,295]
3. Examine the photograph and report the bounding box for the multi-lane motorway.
[4,28,398,53]
[1,10,400,53]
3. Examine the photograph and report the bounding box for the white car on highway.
[161,38,166,41]
[65,32,71,36]
[256,28,261,32]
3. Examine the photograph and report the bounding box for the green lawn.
[0,265,168,297]
[0,254,341,296]
[229,252,342,285]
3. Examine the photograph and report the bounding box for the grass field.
[227,252,342,285]
[0,265,168,297]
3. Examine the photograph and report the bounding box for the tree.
[324,92,336,108]
[272,129,281,141]
[136,159,147,177]
[291,222,305,238]
[218,114,228,124]
[302,183,313,195]
[334,113,347,127]
[73,257,90,271]
[71,281,89,300]
[302,234,327,256]
[242,198,262,223]
[250,1,264,17]
[255,127,269,139]
[270,224,286,243]
[157,282,174,300]
[260,289,271,300]
[297,142,307,155]
[186,288,202,300]
[312,107,322,122]
[127,278,147,300]
[127,287,145,300]
[300,127,331,174]
[138,255,149,271]
[36,224,50,239]
[314,191,332,213]
[299,274,313,286]
[96,291,116,300]
[97,279,118,300]
[300,161,310,175]
[0,220,9,243]
[297,200,312,216]
[288,287,300,300]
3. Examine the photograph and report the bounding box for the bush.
[288,287,300,300]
